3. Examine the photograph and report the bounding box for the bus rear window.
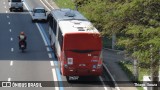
[64,33,102,51]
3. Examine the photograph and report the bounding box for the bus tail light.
[97,64,102,68]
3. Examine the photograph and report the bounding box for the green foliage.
[78,0,160,66]
[54,0,75,9]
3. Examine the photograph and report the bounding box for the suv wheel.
[21,8,23,12]
[32,19,36,22]
[9,8,12,12]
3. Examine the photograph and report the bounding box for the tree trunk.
[133,59,138,81]
[151,59,159,90]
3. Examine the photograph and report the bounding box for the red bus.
[48,9,103,76]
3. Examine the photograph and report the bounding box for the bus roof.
[59,20,100,35]
[50,8,88,21]
[50,8,100,35]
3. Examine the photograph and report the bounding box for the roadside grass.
[53,0,75,9]
[118,61,150,90]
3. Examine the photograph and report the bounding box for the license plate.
[21,45,24,47]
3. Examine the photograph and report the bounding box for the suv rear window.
[12,0,22,2]
[34,9,45,13]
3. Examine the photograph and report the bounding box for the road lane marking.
[103,63,120,90]
[41,0,55,9]
[8,22,10,25]
[46,47,50,51]
[9,29,12,32]
[7,16,9,18]
[10,37,13,41]
[8,78,11,81]
[52,69,59,90]
[36,24,48,46]
[10,61,13,66]
[99,76,108,90]
[11,48,14,52]
[40,0,51,11]
[50,61,54,66]
[24,2,63,90]
[48,53,52,58]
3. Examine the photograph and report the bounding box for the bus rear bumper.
[62,68,103,76]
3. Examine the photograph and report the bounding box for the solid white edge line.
[24,2,59,90]
[44,0,55,9]
[48,53,52,58]
[40,0,51,11]
[24,0,48,46]
[10,61,13,66]
[103,63,120,90]
[99,76,108,90]
[50,61,54,66]
[36,23,48,46]
[8,78,11,81]
[52,69,59,90]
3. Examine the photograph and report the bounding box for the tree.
[79,0,160,89]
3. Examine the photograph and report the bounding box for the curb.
[103,48,123,52]
[103,63,121,90]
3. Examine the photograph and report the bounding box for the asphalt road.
[0,0,116,90]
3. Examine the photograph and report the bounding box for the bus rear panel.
[61,33,103,76]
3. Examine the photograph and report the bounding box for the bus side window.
[58,27,63,50]
[48,14,57,35]
[48,14,53,30]
[53,18,57,35]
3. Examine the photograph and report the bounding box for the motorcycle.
[19,41,26,52]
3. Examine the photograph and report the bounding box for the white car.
[8,0,24,12]
[31,7,48,22]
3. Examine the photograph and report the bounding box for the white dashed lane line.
[9,29,12,32]
[50,61,54,66]
[8,22,10,25]
[10,37,13,41]
[46,47,50,52]
[7,16,9,18]
[10,61,13,66]
[8,78,11,81]
[48,53,52,59]
[11,48,14,52]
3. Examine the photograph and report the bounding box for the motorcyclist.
[18,32,27,49]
